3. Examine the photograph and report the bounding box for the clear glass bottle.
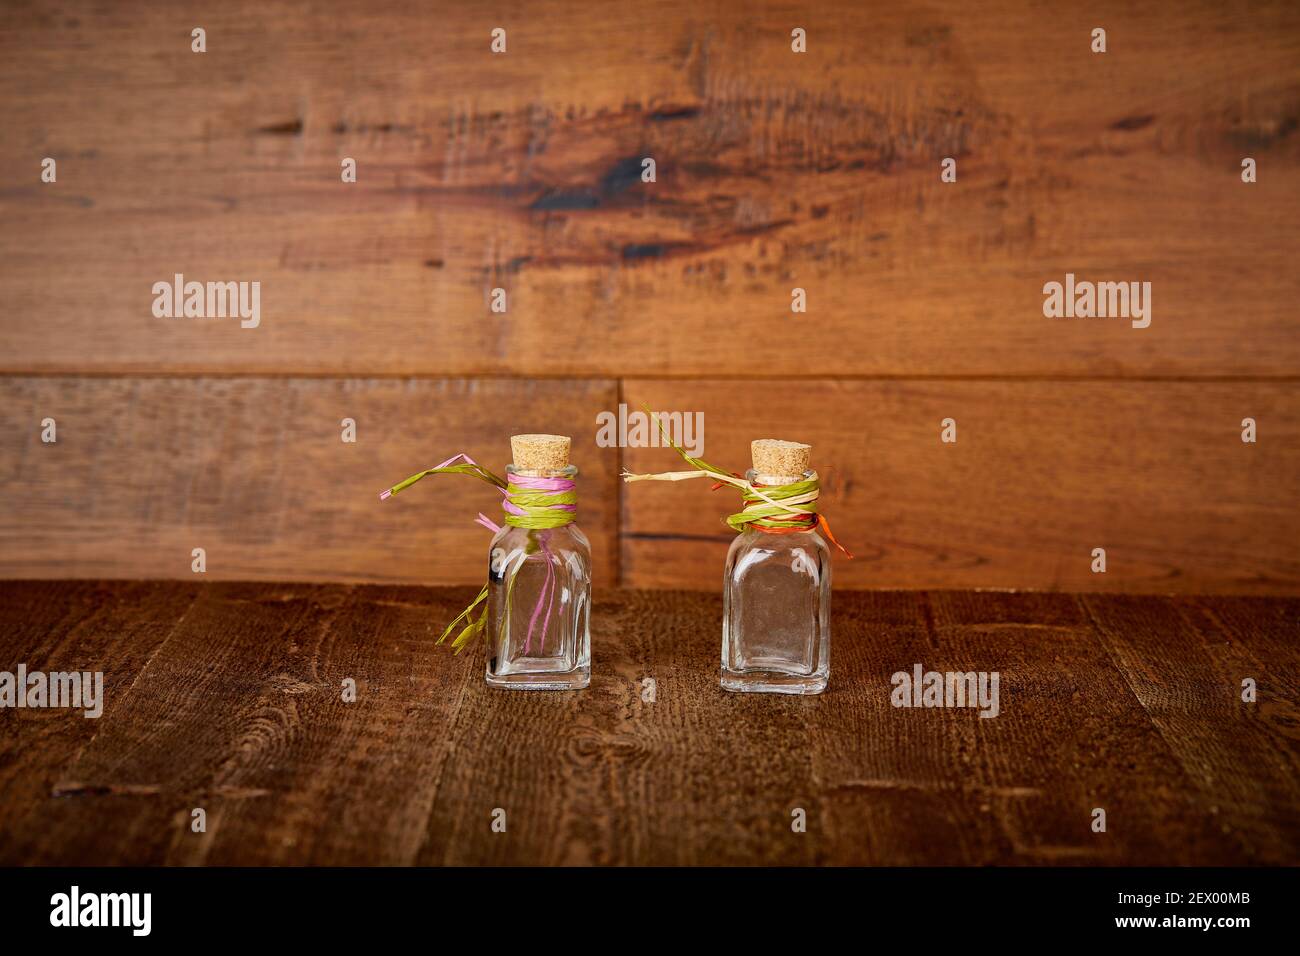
[485,464,591,690]
[722,463,831,695]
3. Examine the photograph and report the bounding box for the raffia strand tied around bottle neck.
[620,411,852,557]
[379,453,576,651]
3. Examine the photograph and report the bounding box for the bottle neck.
[738,468,819,535]
[746,467,816,486]
[503,464,577,529]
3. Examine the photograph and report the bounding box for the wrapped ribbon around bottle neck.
[620,412,853,558]
[499,473,576,529]
[734,476,820,533]
[379,453,577,652]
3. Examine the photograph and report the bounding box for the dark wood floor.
[0,581,1295,865]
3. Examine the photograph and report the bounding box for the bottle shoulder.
[490,522,590,554]
[727,527,830,558]
[725,528,832,592]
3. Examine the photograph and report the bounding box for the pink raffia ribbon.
[502,471,575,654]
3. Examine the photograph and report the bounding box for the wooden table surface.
[1,581,1296,866]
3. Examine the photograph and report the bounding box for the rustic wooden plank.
[0,580,197,857]
[2,1,1297,376]
[815,591,1256,864]
[1082,594,1300,864]
[0,377,620,585]
[621,379,1300,593]
[0,583,483,864]
[933,592,1270,863]
[5,376,1294,594]
[1,582,1293,865]
[195,583,489,865]
[419,589,825,865]
[1185,595,1300,673]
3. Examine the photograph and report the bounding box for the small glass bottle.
[485,435,591,690]
[722,440,831,695]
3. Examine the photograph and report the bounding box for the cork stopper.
[510,434,571,473]
[751,439,812,482]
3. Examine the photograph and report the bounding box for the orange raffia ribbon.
[736,478,853,558]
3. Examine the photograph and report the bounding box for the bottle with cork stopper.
[722,438,831,694]
[485,434,591,690]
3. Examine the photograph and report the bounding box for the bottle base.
[720,669,827,695]
[485,668,590,691]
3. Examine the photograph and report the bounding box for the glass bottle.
[721,442,831,695]
[485,459,591,690]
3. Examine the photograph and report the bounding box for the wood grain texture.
[5,377,1296,592]
[0,377,619,585]
[0,581,1294,865]
[621,379,1300,593]
[1082,594,1300,860]
[0,581,199,858]
[1,0,1297,376]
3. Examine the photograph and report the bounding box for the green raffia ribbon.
[379,453,577,652]
[726,476,821,533]
[621,409,853,557]
[435,583,491,654]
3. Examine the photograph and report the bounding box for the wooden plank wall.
[1,0,1297,591]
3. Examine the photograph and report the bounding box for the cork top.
[511,434,571,472]
[751,439,812,481]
